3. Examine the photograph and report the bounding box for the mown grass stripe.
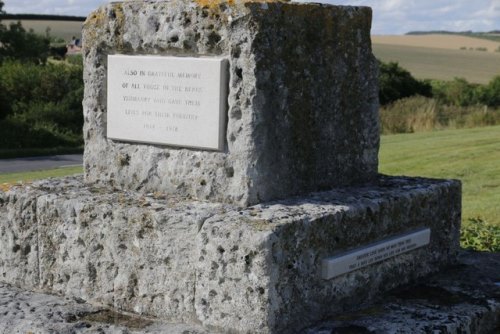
[380,125,500,226]
[0,166,83,185]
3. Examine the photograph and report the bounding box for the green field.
[380,125,500,226]
[0,166,82,190]
[1,19,83,41]
[406,31,500,43]
[373,44,500,84]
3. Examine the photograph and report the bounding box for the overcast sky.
[2,0,500,35]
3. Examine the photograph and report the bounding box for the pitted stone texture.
[0,283,211,334]
[1,252,498,334]
[195,176,461,333]
[305,251,500,334]
[0,176,460,333]
[82,0,379,206]
[1,177,232,324]
[0,185,43,288]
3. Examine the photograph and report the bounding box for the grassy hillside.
[406,31,500,43]
[373,34,500,53]
[379,125,500,226]
[372,43,500,84]
[1,19,83,41]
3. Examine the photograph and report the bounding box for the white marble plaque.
[321,228,431,280]
[107,55,228,150]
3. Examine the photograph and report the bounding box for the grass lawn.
[0,166,83,191]
[379,125,500,226]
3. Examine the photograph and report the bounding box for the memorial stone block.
[82,0,379,206]
[0,1,463,333]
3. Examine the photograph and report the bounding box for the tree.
[378,61,433,105]
[0,3,50,64]
[0,22,50,64]
[480,76,500,107]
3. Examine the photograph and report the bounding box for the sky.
[2,0,500,35]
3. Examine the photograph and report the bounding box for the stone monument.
[0,1,461,333]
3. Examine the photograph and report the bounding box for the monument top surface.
[83,0,379,206]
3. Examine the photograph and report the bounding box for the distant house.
[67,36,82,55]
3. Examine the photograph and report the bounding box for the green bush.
[430,76,500,108]
[0,60,82,112]
[66,54,83,66]
[480,75,500,107]
[431,78,482,107]
[0,118,81,148]
[0,8,82,151]
[0,60,83,149]
[377,61,500,109]
[380,96,500,134]
[0,61,43,117]
[461,218,500,252]
[378,60,433,105]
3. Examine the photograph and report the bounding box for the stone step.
[0,175,460,333]
[0,282,207,334]
[0,251,498,334]
[306,251,500,334]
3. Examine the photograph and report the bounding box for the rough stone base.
[306,251,500,334]
[1,251,498,334]
[0,175,461,333]
[0,282,208,334]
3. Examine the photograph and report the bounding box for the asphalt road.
[0,154,83,173]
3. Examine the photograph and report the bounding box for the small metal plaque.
[322,228,431,280]
[107,55,228,150]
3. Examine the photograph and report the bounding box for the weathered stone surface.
[82,0,379,206]
[0,175,460,333]
[0,185,42,288]
[0,282,210,334]
[305,251,500,334]
[5,177,232,323]
[1,251,498,334]
[194,176,461,333]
